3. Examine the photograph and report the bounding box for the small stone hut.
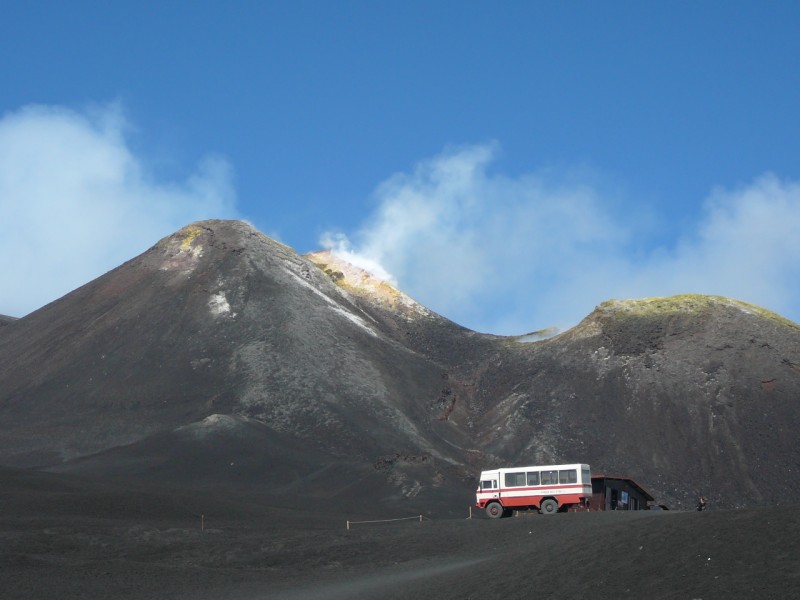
[590,475,654,511]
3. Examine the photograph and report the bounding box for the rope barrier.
[346,514,427,529]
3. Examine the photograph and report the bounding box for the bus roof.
[480,463,589,475]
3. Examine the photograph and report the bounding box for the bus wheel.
[486,502,504,519]
[540,499,558,515]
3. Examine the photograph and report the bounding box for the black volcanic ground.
[2,220,800,598]
[3,466,799,599]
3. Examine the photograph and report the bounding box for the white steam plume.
[321,144,800,334]
[0,104,239,317]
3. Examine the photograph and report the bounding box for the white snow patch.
[199,414,237,429]
[328,305,379,337]
[209,292,235,317]
[284,268,379,336]
[177,414,240,439]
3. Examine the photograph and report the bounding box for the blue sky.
[2,2,799,333]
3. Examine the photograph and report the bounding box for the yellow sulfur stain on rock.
[159,226,205,273]
[304,250,429,318]
[180,226,202,251]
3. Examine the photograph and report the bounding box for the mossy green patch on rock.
[562,294,800,343]
[597,294,799,330]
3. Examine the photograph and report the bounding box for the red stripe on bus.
[476,493,589,509]
[477,483,587,493]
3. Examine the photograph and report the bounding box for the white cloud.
[0,104,238,317]
[322,145,800,334]
[630,174,800,318]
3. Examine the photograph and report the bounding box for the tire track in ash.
[260,556,490,600]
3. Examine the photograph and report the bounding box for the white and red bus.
[476,463,592,518]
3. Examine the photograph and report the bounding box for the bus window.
[481,480,496,490]
[540,470,558,485]
[527,471,540,486]
[582,467,591,484]
[559,469,577,484]
[504,472,526,487]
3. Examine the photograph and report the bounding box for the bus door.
[481,478,499,500]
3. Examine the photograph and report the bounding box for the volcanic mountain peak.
[595,294,800,329]
[305,249,430,318]
[2,219,800,514]
[546,294,800,359]
[561,293,798,339]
